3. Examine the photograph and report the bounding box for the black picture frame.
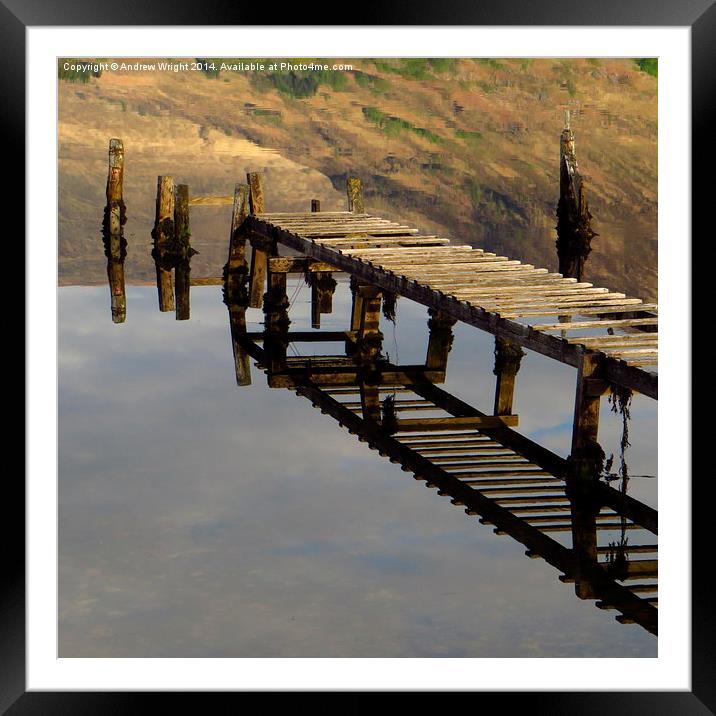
[8,1,705,711]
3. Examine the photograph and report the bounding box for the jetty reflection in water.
[221,261,658,636]
[59,273,657,657]
[93,242,656,629]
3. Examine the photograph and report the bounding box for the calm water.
[58,275,657,657]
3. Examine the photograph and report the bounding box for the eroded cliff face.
[59,58,657,300]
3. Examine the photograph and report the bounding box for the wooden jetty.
[102,136,659,634]
[240,202,657,400]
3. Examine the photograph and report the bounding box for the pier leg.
[311,272,338,329]
[556,115,596,282]
[174,184,191,321]
[103,138,126,323]
[571,353,604,464]
[360,381,382,423]
[349,276,364,333]
[356,285,383,364]
[263,268,290,374]
[310,198,323,329]
[247,172,273,308]
[152,175,175,312]
[106,252,126,324]
[224,183,251,305]
[426,308,457,371]
[570,499,600,600]
[307,199,337,329]
[492,337,525,416]
[347,176,364,213]
[228,304,252,387]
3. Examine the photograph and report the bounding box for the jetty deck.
[244,210,658,400]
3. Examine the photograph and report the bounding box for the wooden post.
[103,138,126,323]
[247,172,272,308]
[349,276,364,333]
[152,175,175,312]
[311,198,322,328]
[228,304,252,386]
[426,309,457,371]
[347,176,364,213]
[492,337,525,415]
[105,138,125,237]
[106,259,126,324]
[570,501,600,600]
[570,352,605,482]
[227,183,250,270]
[263,267,290,374]
[360,381,382,423]
[308,198,337,326]
[356,284,383,364]
[224,183,251,306]
[174,184,191,321]
[556,114,596,282]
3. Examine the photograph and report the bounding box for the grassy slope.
[58,58,657,299]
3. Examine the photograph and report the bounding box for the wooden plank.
[268,256,339,273]
[568,334,658,345]
[460,477,562,486]
[258,211,363,217]
[529,523,643,533]
[396,416,518,431]
[346,246,474,256]
[534,317,659,331]
[504,303,658,318]
[190,277,223,286]
[600,348,659,357]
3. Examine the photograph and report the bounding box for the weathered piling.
[152,175,175,312]
[492,337,525,416]
[229,304,252,386]
[247,172,273,308]
[556,114,596,281]
[570,500,600,600]
[355,284,383,364]
[308,199,337,328]
[426,309,457,371]
[103,138,126,323]
[224,183,251,306]
[174,184,191,321]
[263,265,291,373]
[347,176,364,213]
[569,352,606,483]
[105,138,125,237]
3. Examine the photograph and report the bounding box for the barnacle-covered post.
[426,309,457,373]
[174,184,192,321]
[309,198,337,328]
[556,112,596,281]
[248,172,272,308]
[103,138,127,323]
[152,175,175,312]
[492,337,525,416]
